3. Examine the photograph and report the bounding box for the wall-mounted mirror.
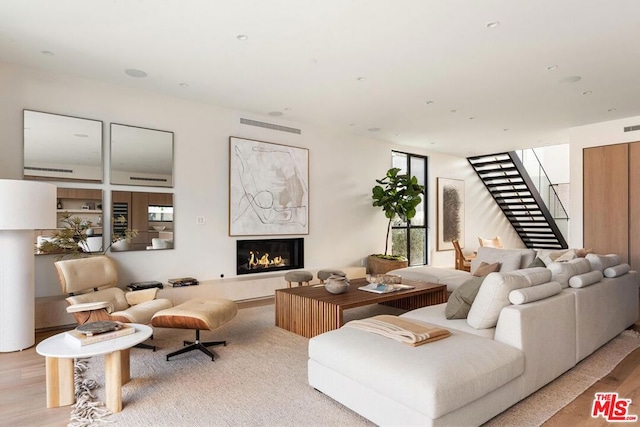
[111,190,174,251]
[35,188,104,255]
[23,110,103,182]
[110,123,173,187]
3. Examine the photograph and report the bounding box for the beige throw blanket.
[344,315,451,346]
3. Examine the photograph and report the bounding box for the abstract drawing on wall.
[437,177,464,251]
[229,137,309,236]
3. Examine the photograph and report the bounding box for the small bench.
[151,297,238,361]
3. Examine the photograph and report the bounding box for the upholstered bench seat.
[152,297,238,361]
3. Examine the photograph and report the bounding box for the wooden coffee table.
[275,278,446,338]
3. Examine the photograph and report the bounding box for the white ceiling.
[2,0,640,156]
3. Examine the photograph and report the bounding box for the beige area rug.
[80,305,639,427]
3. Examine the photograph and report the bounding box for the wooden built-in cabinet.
[112,191,173,251]
[583,142,640,270]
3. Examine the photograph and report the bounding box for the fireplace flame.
[249,251,285,270]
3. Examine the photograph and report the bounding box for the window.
[391,151,428,265]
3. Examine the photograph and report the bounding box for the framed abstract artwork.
[229,137,309,236]
[437,177,465,251]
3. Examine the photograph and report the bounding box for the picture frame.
[229,137,309,236]
[437,178,465,251]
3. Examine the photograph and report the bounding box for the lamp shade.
[0,180,57,229]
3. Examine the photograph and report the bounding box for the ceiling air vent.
[623,125,640,132]
[240,118,302,135]
[129,177,168,182]
[24,166,73,173]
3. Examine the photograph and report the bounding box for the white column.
[0,229,36,351]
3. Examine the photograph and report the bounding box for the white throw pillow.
[547,258,591,288]
[586,253,621,272]
[467,272,529,329]
[604,263,631,278]
[509,281,562,305]
[568,270,604,288]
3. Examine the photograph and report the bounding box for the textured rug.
[76,305,639,426]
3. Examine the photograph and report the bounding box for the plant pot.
[367,255,408,275]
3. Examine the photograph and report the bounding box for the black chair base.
[166,329,226,361]
[134,334,156,351]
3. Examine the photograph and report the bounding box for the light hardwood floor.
[1,300,638,426]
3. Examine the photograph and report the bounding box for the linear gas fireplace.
[236,238,304,275]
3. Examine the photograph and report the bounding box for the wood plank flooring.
[1,298,638,426]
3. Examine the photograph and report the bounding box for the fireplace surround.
[236,238,304,275]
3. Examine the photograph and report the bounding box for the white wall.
[0,62,519,301]
[568,115,640,248]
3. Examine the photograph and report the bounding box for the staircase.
[467,151,568,250]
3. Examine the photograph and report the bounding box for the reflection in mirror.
[110,123,173,187]
[111,190,174,251]
[35,188,104,255]
[23,110,103,182]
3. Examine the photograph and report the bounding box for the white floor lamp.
[0,179,56,352]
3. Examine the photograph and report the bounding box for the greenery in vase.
[372,167,425,257]
[37,213,138,258]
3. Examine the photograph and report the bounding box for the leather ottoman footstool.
[151,297,238,361]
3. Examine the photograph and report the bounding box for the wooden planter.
[367,255,408,275]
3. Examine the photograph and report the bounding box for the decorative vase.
[325,274,350,294]
[367,255,409,275]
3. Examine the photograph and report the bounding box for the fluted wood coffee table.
[275,278,446,338]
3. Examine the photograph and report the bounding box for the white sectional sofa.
[307,251,639,426]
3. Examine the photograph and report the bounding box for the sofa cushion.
[537,249,576,266]
[568,270,603,288]
[445,276,484,319]
[527,257,546,268]
[386,266,472,293]
[470,247,536,274]
[308,326,524,419]
[586,253,621,272]
[547,258,591,288]
[467,268,551,330]
[508,281,562,305]
[604,263,631,278]
[401,303,495,338]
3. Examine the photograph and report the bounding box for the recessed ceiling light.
[486,21,500,29]
[73,133,88,138]
[268,111,283,116]
[179,83,189,88]
[368,127,381,132]
[349,123,356,127]
[40,50,54,56]
[503,128,509,131]
[356,76,365,81]
[608,108,617,112]
[450,109,457,113]
[546,65,558,71]
[469,117,476,120]
[582,90,592,95]
[124,68,147,78]
[430,141,437,145]
[236,34,248,41]
[559,76,581,84]
[424,100,434,105]
[310,59,318,65]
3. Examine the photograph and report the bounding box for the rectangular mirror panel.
[110,123,173,187]
[24,110,103,182]
[111,190,174,251]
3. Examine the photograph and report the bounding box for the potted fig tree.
[369,167,425,274]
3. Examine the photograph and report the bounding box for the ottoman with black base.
[151,297,238,361]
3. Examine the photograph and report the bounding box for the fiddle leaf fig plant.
[372,167,425,256]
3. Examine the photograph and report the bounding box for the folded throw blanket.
[344,315,451,347]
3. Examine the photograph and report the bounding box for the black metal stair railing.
[467,151,568,250]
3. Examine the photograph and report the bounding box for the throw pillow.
[554,249,577,262]
[586,253,621,272]
[472,261,501,277]
[445,276,485,319]
[604,263,631,278]
[467,272,530,329]
[508,281,562,305]
[568,270,603,288]
[526,257,546,268]
[547,258,591,288]
[575,248,593,258]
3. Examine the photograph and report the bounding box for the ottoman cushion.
[151,297,238,330]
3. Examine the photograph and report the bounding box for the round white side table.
[36,323,152,413]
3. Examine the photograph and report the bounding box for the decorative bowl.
[153,226,166,231]
[325,275,350,294]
